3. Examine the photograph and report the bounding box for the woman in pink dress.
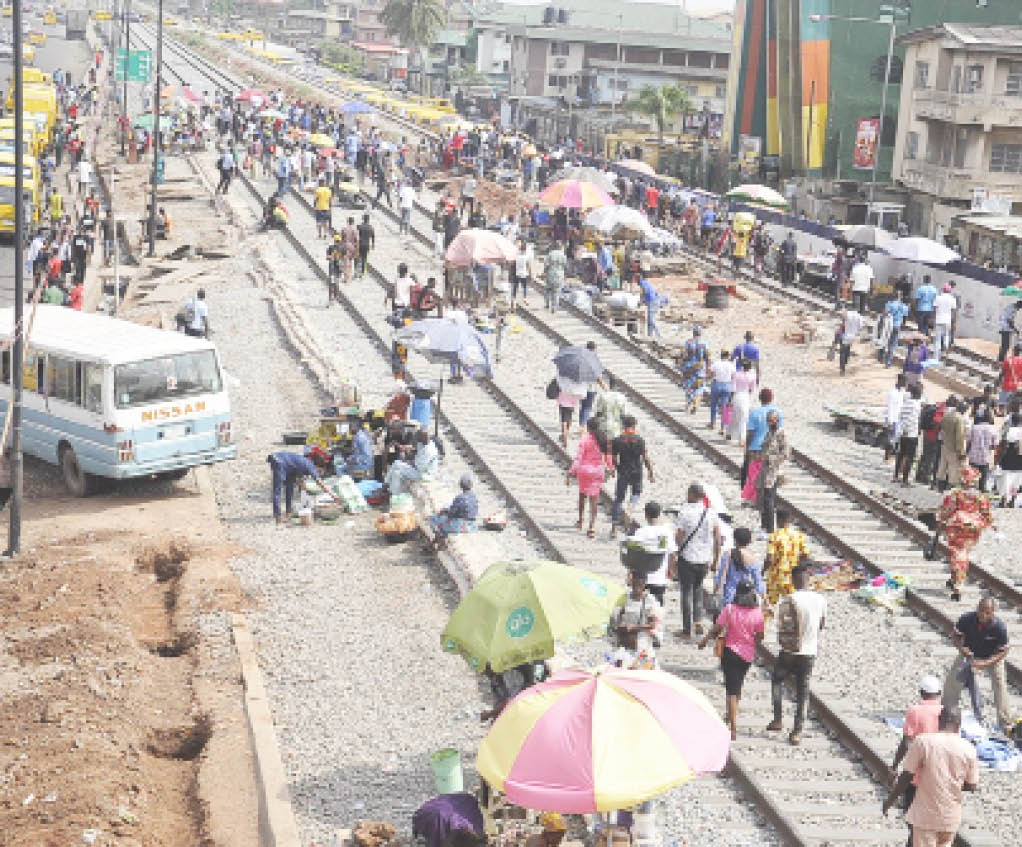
[567,418,613,537]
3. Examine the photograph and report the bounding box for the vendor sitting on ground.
[266,448,340,524]
[525,813,567,847]
[412,794,485,847]
[341,417,374,477]
[428,473,479,546]
[384,429,438,496]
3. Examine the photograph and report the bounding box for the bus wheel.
[59,444,93,497]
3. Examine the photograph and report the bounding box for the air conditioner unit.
[553,57,567,69]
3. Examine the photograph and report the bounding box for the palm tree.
[379,0,447,95]
[630,84,692,150]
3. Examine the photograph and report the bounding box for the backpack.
[182,298,196,325]
[777,594,801,653]
[919,403,937,432]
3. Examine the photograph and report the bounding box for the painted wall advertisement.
[852,118,879,170]
[971,188,1013,216]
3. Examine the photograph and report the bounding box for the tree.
[379,0,447,95]
[630,84,693,149]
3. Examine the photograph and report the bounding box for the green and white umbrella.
[724,183,789,209]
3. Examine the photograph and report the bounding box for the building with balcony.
[451,1,729,117]
[285,2,354,40]
[892,24,1022,242]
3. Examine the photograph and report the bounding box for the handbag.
[714,634,727,658]
[721,404,733,427]
[545,378,559,400]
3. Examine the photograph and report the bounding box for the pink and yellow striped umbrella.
[476,667,729,812]
[538,179,613,209]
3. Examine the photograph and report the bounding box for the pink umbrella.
[476,667,730,812]
[445,228,519,267]
[538,179,613,209]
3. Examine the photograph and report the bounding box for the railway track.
[156,20,1008,393]
[141,28,1012,847]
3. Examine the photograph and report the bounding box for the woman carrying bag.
[698,580,765,740]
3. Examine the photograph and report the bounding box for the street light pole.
[9,0,24,554]
[122,0,132,156]
[148,0,163,258]
[611,13,622,123]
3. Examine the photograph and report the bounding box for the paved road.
[0,24,94,305]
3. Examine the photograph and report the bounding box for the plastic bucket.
[430,747,464,794]
[410,396,432,432]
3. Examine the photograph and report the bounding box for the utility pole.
[122,0,132,156]
[148,0,163,257]
[9,0,24,554]
[610,13,622,123]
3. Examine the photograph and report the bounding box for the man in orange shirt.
[890,676,944,847]
[645,183,660,223]
[883,706,979,847]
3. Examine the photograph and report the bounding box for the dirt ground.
[0,84,261,847]
[0,464,259,847]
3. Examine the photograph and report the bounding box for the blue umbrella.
[394,318,492,376]
[341,100,377,115]
[394,318,492,437]
[553,345,603,384]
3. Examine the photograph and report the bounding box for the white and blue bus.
[0,306,237,495]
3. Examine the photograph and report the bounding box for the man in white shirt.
[460,175,477,218]
[849,256,874,314]
[629,501,677,608]
[838,308,864,376]
[932,284,957,363]
[884,374,906,461]
[767,565,826,745]
[78,159,93,192]
[398,182,416,237]
[184,289,209,338]
[674,482,722,637]
[388,261,413,312]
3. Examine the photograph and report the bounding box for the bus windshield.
[114,351,222,408]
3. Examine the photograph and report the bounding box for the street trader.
[267,449,340,524]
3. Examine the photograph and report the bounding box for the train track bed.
[146,26,1020,847]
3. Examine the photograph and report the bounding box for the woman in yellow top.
[313,178,333,239]
[763,509,809,605]
[48,188,63,223]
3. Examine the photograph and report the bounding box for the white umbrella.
[584,206,654,239]
[724,183,789,209]
[886,237,960,265]
[837,224,895,250]
[558,166,618,195]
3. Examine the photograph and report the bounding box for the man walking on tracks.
[883,706,979,847]
[356,213,375,278]
[889,675,944,847]
[942,597,1011,732]
[779,231,797,286]
[766,565,825,746]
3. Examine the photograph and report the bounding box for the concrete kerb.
[230,613,302,847]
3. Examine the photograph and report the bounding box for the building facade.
[726,0,1022,183]
[892,24,1022,244]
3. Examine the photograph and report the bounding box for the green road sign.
[115,48,153,83]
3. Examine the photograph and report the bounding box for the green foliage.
[379,0,446,49]
[321,41,364,73]
[630,84,693,145]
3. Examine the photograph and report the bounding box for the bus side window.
[48,356,81,405]
[1,349,8,385]
[82,364,103,414]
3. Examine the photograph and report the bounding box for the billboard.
[852,118,879,170]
